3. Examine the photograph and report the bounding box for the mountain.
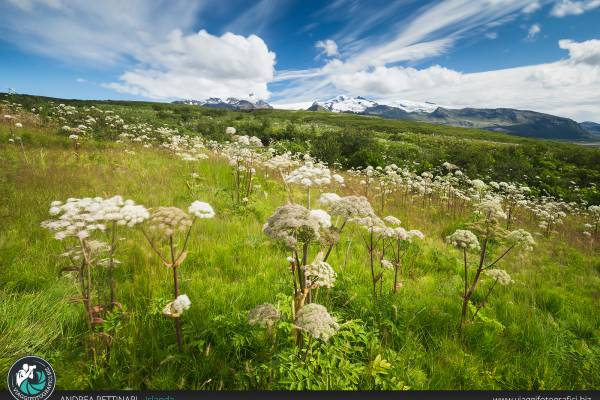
[316,95,378,113]
[424,107,591,140]
[306,102,329,112]
[173,97,272,110]
[581,121,600,136]
[311,95,444,114]
[307,96,592,140]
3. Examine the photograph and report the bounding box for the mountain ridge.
[307,96,594,140]
[172,97,272,110]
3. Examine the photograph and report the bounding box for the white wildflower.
[506,229,535,251]
[476,198,507,220]
[383,216,401,226]
[303,261,336,288]
[295,303,339,341]
[163,294,191,317]
[380,259,394,270]
[188,201,215,219]
[446,229,480,252]
[485,269,513,285]
[319,192,341,207]
[309,209,332,228]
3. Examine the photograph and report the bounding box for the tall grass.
[0,127,598,390]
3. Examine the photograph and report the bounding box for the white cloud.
[523,1,542,13]
[277,39,600,121]
[485,32,498,39]
[0,1,277,100]
[106,30,276,100]
[0,0,204,64]
[329,65,463,95]
[275,0,553,103]
[550,0,600,17]
[526,23,541,40]
[375,39,600,121]
[558,38,600,65]
[315,39,339,57]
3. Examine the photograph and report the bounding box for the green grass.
[3,92,600,204]
[0,126,598,390]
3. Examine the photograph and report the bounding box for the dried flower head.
[380,259,394,270]
[248,303,281,328]
[329,195,375,220]
[263,204,322,249]
[295,303,339,341]
[147,207,193,237]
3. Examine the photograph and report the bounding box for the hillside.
[0,92,599,391]
[3,92,599,204]
[581,121,600,136]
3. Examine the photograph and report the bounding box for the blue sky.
[0,0,599,121]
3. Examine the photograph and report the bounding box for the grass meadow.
[0,122,599,390]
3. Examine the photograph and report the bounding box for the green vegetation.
[5,93,600,203]
[0,94,598,390]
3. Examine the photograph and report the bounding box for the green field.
[0,94,599,390]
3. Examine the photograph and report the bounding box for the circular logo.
[7,356,56,400]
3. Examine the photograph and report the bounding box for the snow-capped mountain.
[315,95,378,113]
[378,99,444,113]
[310,95,445,114]
[173,97,272,110]
[304,95,592,140]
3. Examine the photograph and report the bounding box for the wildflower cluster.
[446,230,481,252]
[248,303,281,328]
[294,303,339,342]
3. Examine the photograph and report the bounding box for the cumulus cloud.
[315,39,339,57]
[106,30,276,100]
[379,39,600,121]
[277,39,600,121]
[550,0,600,17]
[329,65,462,95]
[0,1,277,100]
[526,23,541,41]
[558,38,600,65]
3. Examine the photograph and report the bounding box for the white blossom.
[446,229,480,252]
[303,261,336,288]
[295,303,339,341]
[485,269,513,285]
[188,201,215,219]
